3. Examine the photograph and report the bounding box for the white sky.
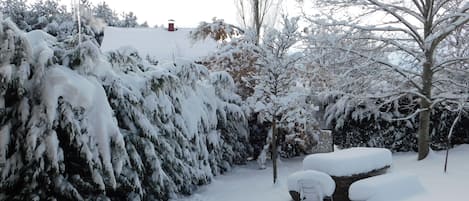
[61,0,240,27]
[57,0,302,28]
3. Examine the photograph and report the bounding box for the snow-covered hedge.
[0,17,248,200]
[104,49,249,199]
[322,93,469,151]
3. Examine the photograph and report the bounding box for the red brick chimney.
[168,19,175,31]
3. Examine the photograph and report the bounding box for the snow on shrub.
[320,93,469,152]
[0,17,248,200]
[102,50,249,199]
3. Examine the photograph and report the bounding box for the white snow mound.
[349,173,426,201]
[303,147,392,176]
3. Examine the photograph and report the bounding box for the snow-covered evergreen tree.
[0,16,127,200]
[28,0,67,30]
[93,1,119,27]
[119,12,138,28]
[0,15,249,200]
[0,0,30,30]
[104,48,249,199]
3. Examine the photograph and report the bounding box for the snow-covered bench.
[287,170,335,201]
[349,173,426,201]
[303,147,392,201]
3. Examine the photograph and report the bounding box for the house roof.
[100,27,218,62]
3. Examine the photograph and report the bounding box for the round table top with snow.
[303,147,392,177]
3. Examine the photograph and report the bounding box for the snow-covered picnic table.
[302,147,392,201]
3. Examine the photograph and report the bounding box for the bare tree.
[302,0,469,160]
[235,0,283,44]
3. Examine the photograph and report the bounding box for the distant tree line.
[0,0,148,44]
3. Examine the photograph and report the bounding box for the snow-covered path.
[173,145,469,201]
[173,157,304,201]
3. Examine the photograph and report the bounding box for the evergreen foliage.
[322,94,469,152]
[0,16,249,200]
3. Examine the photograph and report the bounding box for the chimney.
[168,19,175,31]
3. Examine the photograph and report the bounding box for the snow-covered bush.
[322,93,469,151]
[0,0,143,46]
[198,31,260,100]
[103,51,249,199]
[0,17,126,200]
[191,17,243,42]
[0,17,249,200]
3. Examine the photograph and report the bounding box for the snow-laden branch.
[411,0,424,15]
[433,93,469,103]
[432,13,468,32]
[305,16,424,50]
[433,57,469,72]
[353,35,422,62]
[427,3,469,51]
[324,45,423,91]
[391,108,428,121]
[368,0,425,22]
[448,109,462,140]
[366,0,424,47]
[434,0,455,17]
[440,65,469,74]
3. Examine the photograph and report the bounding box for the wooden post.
[272,117,277,184]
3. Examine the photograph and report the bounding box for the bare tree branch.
[366,0,425,48]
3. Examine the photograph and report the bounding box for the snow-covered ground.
[173,145,469,201]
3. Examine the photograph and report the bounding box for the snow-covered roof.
[101,27,218,62]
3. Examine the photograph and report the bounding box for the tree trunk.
[253,0,261,45]
[417,101,431,160]
[418,53,433,160]
[272,117,278,184]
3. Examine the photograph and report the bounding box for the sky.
[62,0,240,28]
[58,0,303,28]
